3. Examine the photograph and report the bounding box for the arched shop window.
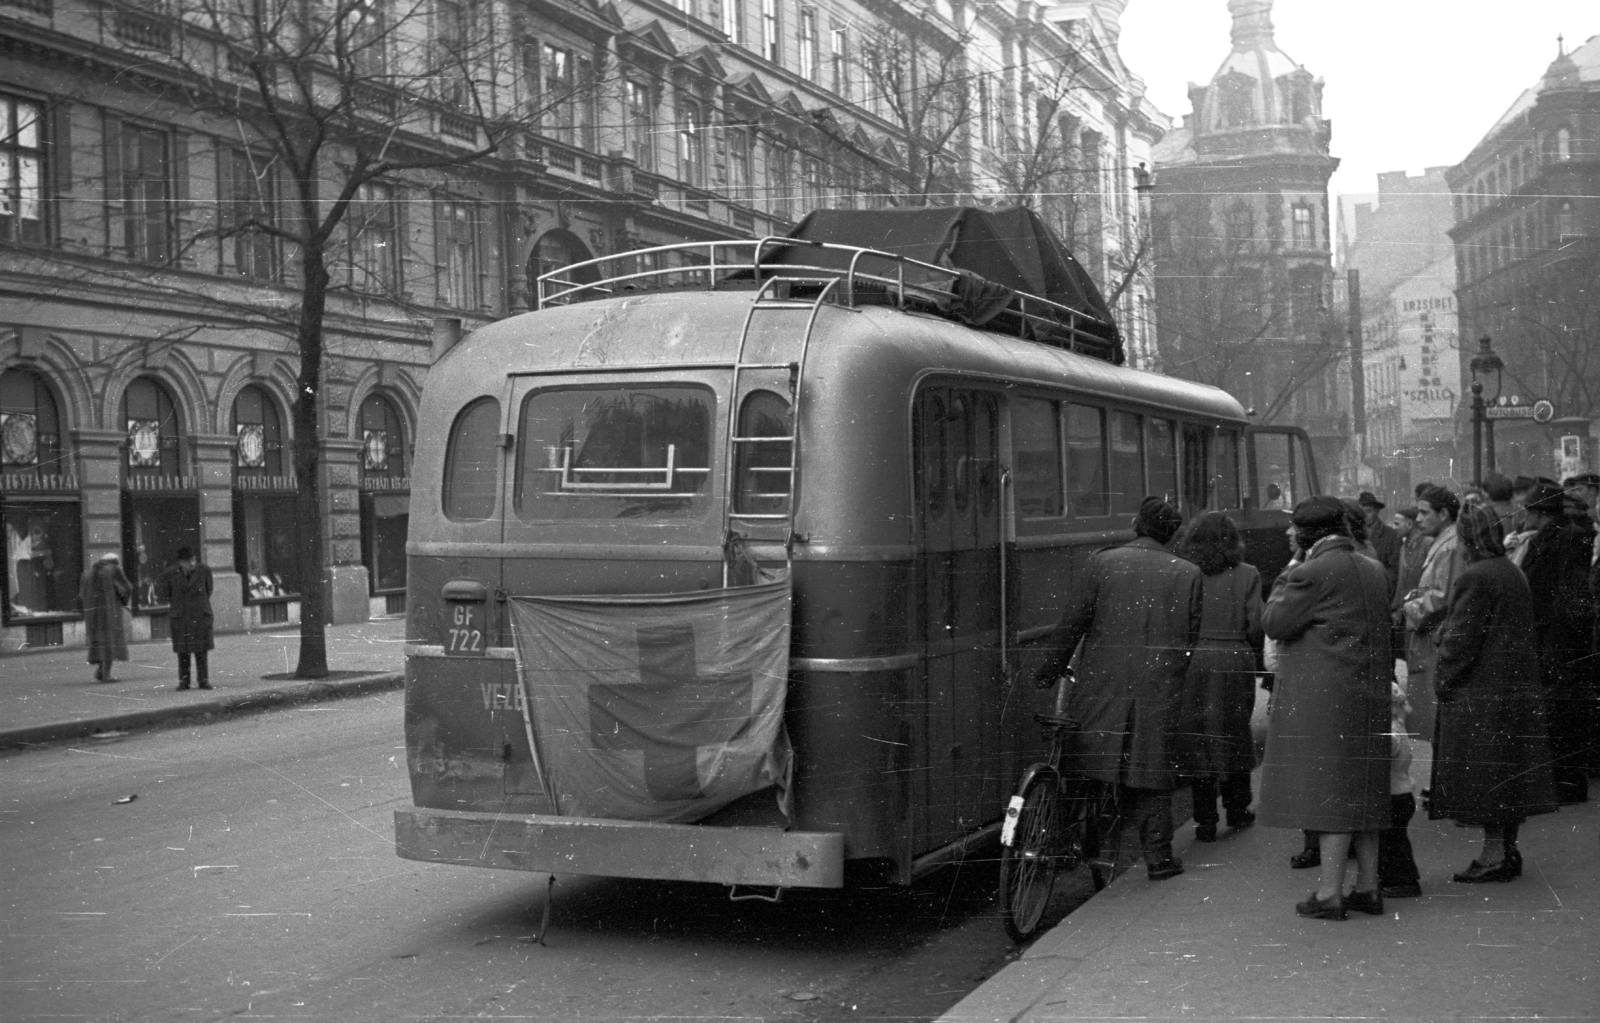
[359,392,410,604]
[121,376,198,612]
[1,367,82,631]
[232,385,299,611]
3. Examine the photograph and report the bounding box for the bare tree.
[34,0,589,676]
[1153,197,1345,422]
[1475,251,1600,421]
[853,22,972,205]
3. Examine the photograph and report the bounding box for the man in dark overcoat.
[1359,492,1400,595]
[1034,497,1202,880]
[157,545,215,690]
[1520,481,1596,803]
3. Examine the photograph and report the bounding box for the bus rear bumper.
[394,808,846,888]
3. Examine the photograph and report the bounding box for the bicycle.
[997,672,1126,942]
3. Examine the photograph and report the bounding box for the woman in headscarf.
[1259,496,1393,919]
[79,552,131,683]
[1175,512,1264,842]
[1431,504,1558,881]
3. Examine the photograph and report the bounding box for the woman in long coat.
[1259,496,1392,920]
[1431,504,1558,881]
[79,552,131,682]
[1175,512,1263,842]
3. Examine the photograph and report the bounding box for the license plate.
[444,602,486,656]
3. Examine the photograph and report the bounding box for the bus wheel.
[998,769,1063,941]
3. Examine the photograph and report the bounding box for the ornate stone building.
[0,0,1165,653]
[1147,0,1345,485]
[1446,33,1600,480]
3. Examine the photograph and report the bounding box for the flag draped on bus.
[508,578,793,824]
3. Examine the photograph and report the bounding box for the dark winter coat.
[1367,516,1402,596]
[79,560,131,665]
[1036,536,1202,790]
[1177,562,1264,778]
[1257,535,1392,833]
[1429,555,1558,826]
[1522,517,1598,777]
[158,563,214,653]
[1392,530,1432,615]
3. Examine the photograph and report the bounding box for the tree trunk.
[292,248,330,679]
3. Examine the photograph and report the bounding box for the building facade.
[1341,168,1462,501]
[1446,33,1600,481]
[1147,0,1345,485]
[0,0,1163,653]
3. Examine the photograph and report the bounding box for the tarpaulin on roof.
[765,206,1124,364]
[508,578,793,824]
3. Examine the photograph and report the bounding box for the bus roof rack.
[536,207,1125,365]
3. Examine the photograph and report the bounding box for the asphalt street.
[1,684,1045,1023]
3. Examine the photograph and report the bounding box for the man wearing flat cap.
[1034,496,1201,881]
[1359,492,1400,595]
[1522,479,1597,804]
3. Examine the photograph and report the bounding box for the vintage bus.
[394,230,1320,892]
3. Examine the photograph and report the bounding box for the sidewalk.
[942,778,1599,1022]
[0,618,407,749]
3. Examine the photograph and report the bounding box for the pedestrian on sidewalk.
[1402,485,1465,749]
[1359,492,1400,595]
[1034,496,1200,881]
[1431,503,1558,882]
[157,546,214,691]
[1259,496,1392,920]
[1174,512,1263,842]
[78,552,131,683]
[1519,480,1594,804]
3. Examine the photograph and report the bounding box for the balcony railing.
[437,109,477,143]
[113,8,172,51]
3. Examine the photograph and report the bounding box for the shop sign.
[237,423,267,468]
[361,475,411,492]
[0,471,78,493]
[1,412,38,466]
[235,473,299,492]
[125,474,197,492]
[127,419,162,467]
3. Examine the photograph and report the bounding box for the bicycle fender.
[1000,763,1060,848]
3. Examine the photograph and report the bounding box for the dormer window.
[1216,72,1254,128]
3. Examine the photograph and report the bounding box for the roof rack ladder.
[721,276,836,587]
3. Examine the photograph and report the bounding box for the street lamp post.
[1469,335,1505,484]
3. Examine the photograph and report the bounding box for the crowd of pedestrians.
[1036,473,1598,920]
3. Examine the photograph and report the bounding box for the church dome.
[1193,0,1322,133]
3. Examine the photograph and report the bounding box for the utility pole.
[1348,269,1365,467]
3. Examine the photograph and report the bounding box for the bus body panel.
[401,290,1310,887]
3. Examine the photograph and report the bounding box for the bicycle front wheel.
[998,770,1064,942]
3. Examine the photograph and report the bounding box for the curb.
[0,671,405,750]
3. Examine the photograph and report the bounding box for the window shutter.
[50,102,73,196]
[433,192,450,305]
[172,131,191,266]
[102,112,123,256]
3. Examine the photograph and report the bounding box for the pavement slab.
[942,788,1599,1023]
[0,618,406,748]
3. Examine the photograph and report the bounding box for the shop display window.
[359,393,408,594]
[361,493,409,593]
[234,494,301,601]
[3,499,81,622]
[123,494,199,610]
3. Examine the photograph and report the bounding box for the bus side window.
[1181,423,1210,512]
[1251,431,1295,510]
[1214,430,1242,509]
[1109,411,1143,516]
[1147,418,1178,505]
[1012,397,1062,518]
[1066,404,1107,517]
[734,390,792,516]
[442,397,501,522]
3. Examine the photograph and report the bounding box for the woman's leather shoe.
[1289,849,1321,869]
[1228,810,1256,830]
[1506,846,1523,877]
[1452,858,1517,883]
[1295,892,1347,920]
[1147,858,1184,880]
[1344,889,1384,916]
[1194,822,1217,842]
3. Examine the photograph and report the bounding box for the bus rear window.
[442,397,500,521]
[515,385,715,521]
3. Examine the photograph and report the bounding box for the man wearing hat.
[156,546,215,690]
[1521,480,1596,803]
[1034,496,1202,881]
[1359,492,1400,595]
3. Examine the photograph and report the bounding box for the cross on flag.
[589,624,754,801]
